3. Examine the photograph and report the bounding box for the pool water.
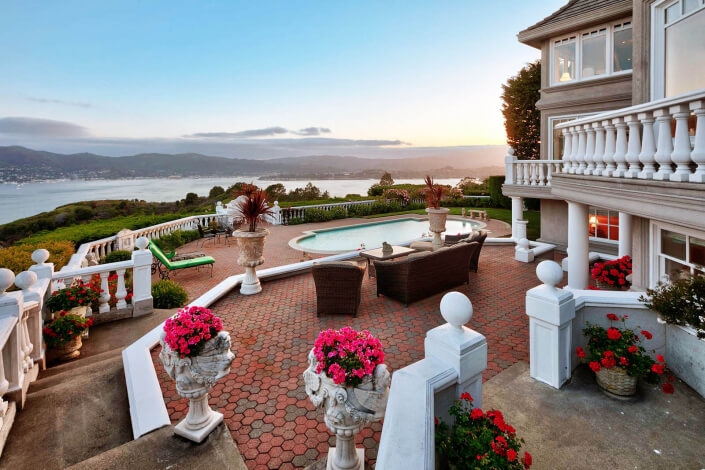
[294,218,481,253]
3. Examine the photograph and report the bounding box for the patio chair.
[463,231,487,272]
[149,240,215,280]
[197,224,217,247]
[312,261,366,317]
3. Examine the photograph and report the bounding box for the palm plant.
[237,188,273,232]
[424,175,446,209]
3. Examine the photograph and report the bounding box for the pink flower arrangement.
[163,306,223,358]
[312,327,385,388]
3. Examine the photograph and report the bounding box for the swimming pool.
[291,217,484,253]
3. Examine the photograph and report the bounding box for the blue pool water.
[294,218,481,253]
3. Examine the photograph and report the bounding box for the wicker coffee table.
[360,245,417,278]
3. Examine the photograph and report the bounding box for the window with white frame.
[548,113,600,160]
[651,0,705,99]
[550,20,632,85]
[654,224,705,283]
[589,207,619,242]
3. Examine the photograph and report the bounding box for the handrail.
[52,259,134,279]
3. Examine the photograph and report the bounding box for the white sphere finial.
[517,238,530,250]
[31,249,50,265]
[508,148,515,156]
[15,271,37,291]
[440,292,473,329]
[135,236,149,250]
[0,269,15,296]
[536,260,563,288]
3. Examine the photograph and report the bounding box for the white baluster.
[546,162,553,186]
[592,122,605,176]
[529,163,536,185]
[575,127,587,174]
[611,117,628,177]
[624,114,642,178]
[602,120,616,176]
[0,342,10,431]
[538,162,546,186]
[560,127,572,173]
[584,124,596,175]
[566,127,576,173]
[638,112,657,179]
[690,100,705,183]
[99,272,111,314]
[653,108,675,180]
[115,269,127,310]
[20,311,32,373]
[670,104,692,182]
[523,163,530,185]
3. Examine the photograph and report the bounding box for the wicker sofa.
[312,261,366,317]
[465,231,487,272]
[373,242,479,306]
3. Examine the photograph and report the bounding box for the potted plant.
[46,281,101,318]
[231,186,273,295]
[578,313,668,397]
[424,175,449,250]
[640,275,705,336]
[303,327,390,470]
[43,311,93,361]
[435,393,532,469]
[590,256,632,290]
[159,306,234,442]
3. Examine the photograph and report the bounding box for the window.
[589,208,619,242]
[550,20,632,85]
[547,113,600,160]
[653,224,705,283]
[651,0,705,98]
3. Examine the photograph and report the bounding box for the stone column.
[526,261,575,389]
[511,196,524,241]
[0,270,26,408]
[618,212,633,258]
[567,201,589,289]
[131,237,154,317]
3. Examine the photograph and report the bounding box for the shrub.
[0,240,75,274]
[436,393,532,469]
[488,175,511,208]
[328,206,348,220]
[153,230,200,252]
[208,186,225,198]
[304,208,333,224]
[348,204,372,217]
[43,312,93,348]
[640,275,705,339]
[152,280,189,309]
[382,188,410,204]
[286,217,304,225]
[367,184,384,196]
[102,250,132,264]
[163,306,223,358]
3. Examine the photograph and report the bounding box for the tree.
[379,171,394,186]
[265,183,287,201]
[184,192,199,205]
[501,61,541,160]
[208,186,225,198]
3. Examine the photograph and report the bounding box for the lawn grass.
[365,207,541,240]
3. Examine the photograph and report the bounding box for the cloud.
[186,127,288,139]
[26,96,92,108]
[0,117,89,137]
[292,127,331,136]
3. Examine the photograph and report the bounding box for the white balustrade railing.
[556,88,705,182]
[504,150,561,187]
[280,199,379,224]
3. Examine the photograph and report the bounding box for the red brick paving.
[152,243,561,469]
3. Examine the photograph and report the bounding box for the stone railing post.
[271,201,281,225]
[424,292,487,408]
[504,149,517,184]
[526,261,575,389]
[0,269,26,408]
[115,229,136,252]
[131,237,153,317]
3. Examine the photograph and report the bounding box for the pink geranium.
[163,306,223,358]
[312,327,385,387]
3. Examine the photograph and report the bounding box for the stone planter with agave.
[424,175,450,251]
[231,185,273,295]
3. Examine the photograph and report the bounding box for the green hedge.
[0,240,75,275]
[488,176,511,209]
[101,250,132,264]
[152,280,188,309]
[153,230,201,252]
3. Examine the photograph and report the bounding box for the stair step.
[30,351,124,394]
[39,347,124,380]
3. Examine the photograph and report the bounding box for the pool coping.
[287,215,487,255]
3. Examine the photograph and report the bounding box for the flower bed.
[163,306,223,358]
[312,327,385,388]
[435,393,532,469]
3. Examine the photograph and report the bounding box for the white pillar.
[567,201,589,289]
[511,196,524,241]
[526,261,575,389]
[618,213,633,258]
[131,237,154,317]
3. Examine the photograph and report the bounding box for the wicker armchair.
[312,261,366,317]
[465,231,487,272]
[374,242,478,306]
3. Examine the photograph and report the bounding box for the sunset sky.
[0,0,566,158]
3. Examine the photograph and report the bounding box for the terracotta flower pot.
[232,228,269,295]
[50,336,82,362]
[595,366,637,397]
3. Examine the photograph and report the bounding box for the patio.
[151,243,550,469]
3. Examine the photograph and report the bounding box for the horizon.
[0,0,565,160]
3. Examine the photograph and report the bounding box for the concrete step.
[0,355,132,470]
[30,348,124,393]
[35,346,123,381]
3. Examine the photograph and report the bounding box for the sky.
[0,0,566,160]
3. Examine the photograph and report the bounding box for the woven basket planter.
[595,280,624,291]
[595,366,637,397]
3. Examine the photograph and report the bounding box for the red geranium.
[641,330,653,340]
[662,383,674,394]
[576,347,585,358]
[607,328,622,340]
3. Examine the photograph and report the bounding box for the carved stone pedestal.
[233,229,269,295]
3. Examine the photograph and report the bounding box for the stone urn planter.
[426,207,449,250]
[232,228,269,295]
[159,330,235,442]
[303,349,390,470]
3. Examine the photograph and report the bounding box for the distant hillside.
[0,145,506,181]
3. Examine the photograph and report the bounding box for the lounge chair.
[312,261,366,317]
[374,242,478,306]
[150,248,205,275]
[149,240,215,280]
